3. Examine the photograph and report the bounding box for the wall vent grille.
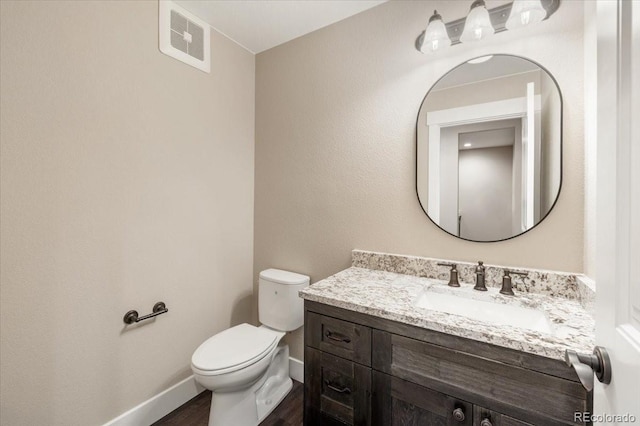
[159,1,210,73]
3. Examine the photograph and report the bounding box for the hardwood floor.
[153,380,303,426]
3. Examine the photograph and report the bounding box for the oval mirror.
[416,54,562,242]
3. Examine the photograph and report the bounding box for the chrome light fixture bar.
[415,0,560,52]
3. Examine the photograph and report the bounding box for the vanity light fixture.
[460,0,495,43]
[464,143,473,147]
[415,0,560,53]
[420,10,451,53]
[506,0,547,30]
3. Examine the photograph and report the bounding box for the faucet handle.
[500,270,528,296]
[437,263,460,287]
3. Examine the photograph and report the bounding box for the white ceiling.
[175,0,387,54]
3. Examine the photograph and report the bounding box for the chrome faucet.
[473,261,487,291]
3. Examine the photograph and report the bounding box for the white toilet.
[191,269,309,426]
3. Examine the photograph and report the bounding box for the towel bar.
[123,302,168,324]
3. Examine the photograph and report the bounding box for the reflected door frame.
[424,95,541,235]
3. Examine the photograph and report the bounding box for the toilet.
[191,269,309,426]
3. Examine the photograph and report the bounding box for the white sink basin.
[414,290,554,334]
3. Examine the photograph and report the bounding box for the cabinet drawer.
[306,312,371,366]
[305,347,371,426]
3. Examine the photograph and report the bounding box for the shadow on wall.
[155,366,197,395]
[230,292,254,327]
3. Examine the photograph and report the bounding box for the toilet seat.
[191,324,281,376]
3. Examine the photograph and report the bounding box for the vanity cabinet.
[304,300,591,426]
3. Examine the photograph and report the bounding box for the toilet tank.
[259,269,309,331]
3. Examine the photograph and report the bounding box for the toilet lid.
[191,324,279,373]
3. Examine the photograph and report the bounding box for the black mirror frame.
[415,54,564,243]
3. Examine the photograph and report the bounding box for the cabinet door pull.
[324,380,351,394]
[480,419,493,426]
[325,330,351,343]
[452,407,465,422]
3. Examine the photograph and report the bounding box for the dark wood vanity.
[303,300,592,426]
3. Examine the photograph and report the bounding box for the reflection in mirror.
[416,55,562,242]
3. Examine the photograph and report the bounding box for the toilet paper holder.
[123,302,168,324]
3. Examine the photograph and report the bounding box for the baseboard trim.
[289,357,304,383]
[103,375,205,426]
[104,358,303,425]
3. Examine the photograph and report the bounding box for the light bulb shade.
[421,12,451,53]
[505,0,546,30]
[460,1,495,43]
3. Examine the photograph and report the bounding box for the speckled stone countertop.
[299,266,595,361]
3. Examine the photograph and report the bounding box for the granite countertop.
[299,267,595,361]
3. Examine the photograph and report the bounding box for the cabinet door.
[372,371,473,426]
[305,347,371,426]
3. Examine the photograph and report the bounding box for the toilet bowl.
[191,269,309,426]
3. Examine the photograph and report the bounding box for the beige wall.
[255,0,585,359]
[0,1,254,425]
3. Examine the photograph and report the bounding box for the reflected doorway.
[458,128,515,241]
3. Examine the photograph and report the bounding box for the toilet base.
[208,344,292,426]
[256,372,292,422]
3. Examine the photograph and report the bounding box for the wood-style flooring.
[153,380,303,426]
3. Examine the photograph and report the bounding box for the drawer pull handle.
[480,419,493,426]
[325,330,351,343]
[452,407,465,422]
[324,380,351,394]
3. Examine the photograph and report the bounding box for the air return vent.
[159,0,210,73]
